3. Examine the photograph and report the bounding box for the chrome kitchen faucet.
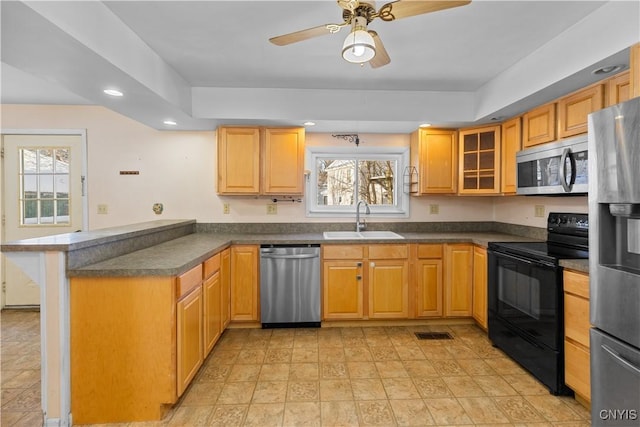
[355,200,370,232]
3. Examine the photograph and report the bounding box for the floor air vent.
[414,332,453,340]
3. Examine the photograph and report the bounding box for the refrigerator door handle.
[602,344,640,376]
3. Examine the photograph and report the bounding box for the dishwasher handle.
[260,253,319,260]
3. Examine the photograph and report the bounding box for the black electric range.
[487,212,588,396]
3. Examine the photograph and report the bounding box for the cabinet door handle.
[370,262,375,267]
[356,275,362,280]
[356,262,362,267]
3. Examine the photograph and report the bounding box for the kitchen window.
[306,147,409,217]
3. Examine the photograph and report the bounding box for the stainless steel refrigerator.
[588,96,640,426]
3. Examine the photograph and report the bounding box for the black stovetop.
[489,212,589,265]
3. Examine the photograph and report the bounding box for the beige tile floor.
[1,310,591,427]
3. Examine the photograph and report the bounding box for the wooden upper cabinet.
[458,125,501,194]
[217,127,261,194]
[410,128,457,194]
[217,126,305,195]
[263,127,305,195]
[500,117,521,194]
[607,71,631,106]
[522,102,556,148]
[558,83,604,138]
[631,42,640,99]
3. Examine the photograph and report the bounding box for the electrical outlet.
[223,203,230,214]
[97,204,108,214]
[266,203,277,215]
[534,205,545,218]
[429,204,439,215]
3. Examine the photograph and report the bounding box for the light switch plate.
[534,205,545,218]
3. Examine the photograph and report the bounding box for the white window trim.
[305,146,409,218]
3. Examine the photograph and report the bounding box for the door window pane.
[18,147,71,225]
[38,149,54,172]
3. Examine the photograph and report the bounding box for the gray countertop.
[559,258,590,274]
[1,219,195,252]
[68,231,539,277]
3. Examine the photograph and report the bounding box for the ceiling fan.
[269,0,471,68]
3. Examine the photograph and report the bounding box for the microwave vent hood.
[516,135,588,196]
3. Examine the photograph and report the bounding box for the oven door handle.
[491,249,555,269]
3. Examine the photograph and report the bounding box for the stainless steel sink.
[323,231,404,240]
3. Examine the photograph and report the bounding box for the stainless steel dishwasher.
[260,244,321,328]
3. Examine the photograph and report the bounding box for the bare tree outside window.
[317,158,395,207]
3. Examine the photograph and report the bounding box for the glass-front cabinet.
[458,125,501,194]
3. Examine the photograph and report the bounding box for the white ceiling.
[1,1,638,133]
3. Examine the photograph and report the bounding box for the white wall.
[3,104,577,230]
[493,195,588,228]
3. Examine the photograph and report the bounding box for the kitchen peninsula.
[2,219,586,425]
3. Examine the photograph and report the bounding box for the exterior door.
[2,133,86,306]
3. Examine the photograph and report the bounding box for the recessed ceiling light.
[592,65,623,75]
[103,88,123,97]
[419,123,431,128]
[163,120,177,126]
[304,121,316,126]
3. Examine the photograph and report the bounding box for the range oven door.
[488,248,569,395]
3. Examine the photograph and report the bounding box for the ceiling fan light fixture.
[342,17,375,63]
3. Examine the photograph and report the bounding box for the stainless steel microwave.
[516,135,588,195]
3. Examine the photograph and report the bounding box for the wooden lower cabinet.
[322,244,409,320]
[415,244,444,317]
[472,246,488,329]
[203,270,222,356]
[368,260,409,318]
[323,260,364,319]
[220,248,231,328]
[69,249,236,424]
[70,276,178,423]
[444,244,473,317]
[563,269,591,403]
[177,285,204,397]
[230,245,260,321]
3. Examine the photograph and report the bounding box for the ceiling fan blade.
[377,0,471,22]
[368,31,390,68]
[269,23,345,46]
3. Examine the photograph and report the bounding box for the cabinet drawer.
[203,253,221,278]
[565,339,590,400]
[368,244,408,260]
[417,244,443,259]
[177,264,203,298]
[564,292,590,348]
[564,270,589,299]
[323,245,365,259]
